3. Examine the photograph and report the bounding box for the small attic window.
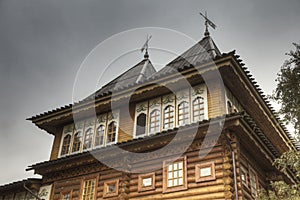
[103,179,119,198]
[195,162,216,182]
[138,173,155,192]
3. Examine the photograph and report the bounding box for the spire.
[141,35,152,59]
[144,49,149,59]
[199,11,217,37]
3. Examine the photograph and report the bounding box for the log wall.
[48,137,239,200]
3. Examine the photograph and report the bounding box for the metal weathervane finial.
[199,11,217,36]
[141,35,152,59]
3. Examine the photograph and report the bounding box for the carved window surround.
[79,174,99,200]
[195,161,216,182]
[58,110,119,158]
[163,156,187,193]
[103,179,119,198]
[134,84,208,138]
[138,173,155,192]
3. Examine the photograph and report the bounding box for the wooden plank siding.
[207,81,226,119]
[50,127,63,160]
[117,104,135,143]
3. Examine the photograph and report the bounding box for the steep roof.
[84,58,156,101]
[91,36,220,99]
[26,35,298,152]
[28,36,221,121]
[151,35,221,76]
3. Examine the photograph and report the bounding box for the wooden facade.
[1,34,298,200]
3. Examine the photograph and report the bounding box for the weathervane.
[199,11,216,36]
[141,35,152,59]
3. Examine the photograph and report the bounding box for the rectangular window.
[103,179,119,198]
[82,179,96,200]
[163,157,187,193]
[138,173,155,192]
[60,192,72,200]
[167,161,184,187]
[249,169,258,197]
[240,165,248,187]
[195,162,216,182]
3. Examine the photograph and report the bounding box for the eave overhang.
[28,51,297,159]
[219,53,297,153]
[27,53,233,135]
[0,178,41,194]
[27,113,243,175]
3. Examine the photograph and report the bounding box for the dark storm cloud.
[0,0,299,184]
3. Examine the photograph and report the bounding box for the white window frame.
[134,101,148,138]
[148,97,161,135]
[191,85,208,122]
[162,94,175,131]
[176,89,190,127]
[106,111,119,145]
[95,113,107,148]
[59,125,74,158]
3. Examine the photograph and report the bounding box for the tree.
[258,43,300,200]
[273,43,300,136]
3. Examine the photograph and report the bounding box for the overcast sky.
[0,0,299,185]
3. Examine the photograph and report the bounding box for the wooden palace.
[1,27,298,200]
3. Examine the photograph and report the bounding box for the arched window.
[178,101,189,126]
[61,134,71,156]
[72,131,82,153]
[107,122,117,144]
[83,128,93,150]
[193,97,205,122]
[136,113,146,136]
[95,125,105,147]
[163,105,174,129]
[149,109,160,133]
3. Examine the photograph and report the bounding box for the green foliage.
[273,43,300,136]
[258,151,300,200]
[258,181,300,200]
[258,43,300,200]
[274,150,300,178]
